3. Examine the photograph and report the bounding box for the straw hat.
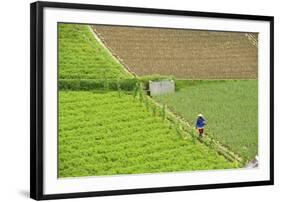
[198,114,203,117]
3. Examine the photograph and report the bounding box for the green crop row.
[59,74,177,92]
[154,79,258,160]
[59,91,238,177]
[59,78,137,91]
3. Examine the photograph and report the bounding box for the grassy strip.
[59,78,137,91]
[59,75,176,91]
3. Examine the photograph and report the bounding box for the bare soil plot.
[92,25,258,79]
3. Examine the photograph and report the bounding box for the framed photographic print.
[30,1,274,200]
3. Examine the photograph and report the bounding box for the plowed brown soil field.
[92,25,258,79]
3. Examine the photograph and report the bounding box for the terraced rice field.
[154,80,258,160]
[93,25,258,79]
[59,23,131,80]
[59,91,238,177]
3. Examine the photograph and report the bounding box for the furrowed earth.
[92,25,258,79]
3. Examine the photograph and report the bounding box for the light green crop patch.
[58,23,131,80]
[58,91,237,178]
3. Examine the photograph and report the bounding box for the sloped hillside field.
[59,23,131,80]
[59,91,237,177]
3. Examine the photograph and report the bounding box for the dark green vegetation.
[154,80,258,160]
[59,91,237,177]
[59,74,175,91]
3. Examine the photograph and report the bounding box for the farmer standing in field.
[196,114,207,138]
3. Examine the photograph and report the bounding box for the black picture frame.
[30,1,274,200]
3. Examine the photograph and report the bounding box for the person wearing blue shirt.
[196,114,207,138]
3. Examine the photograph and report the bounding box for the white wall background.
[0,0,279,201]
